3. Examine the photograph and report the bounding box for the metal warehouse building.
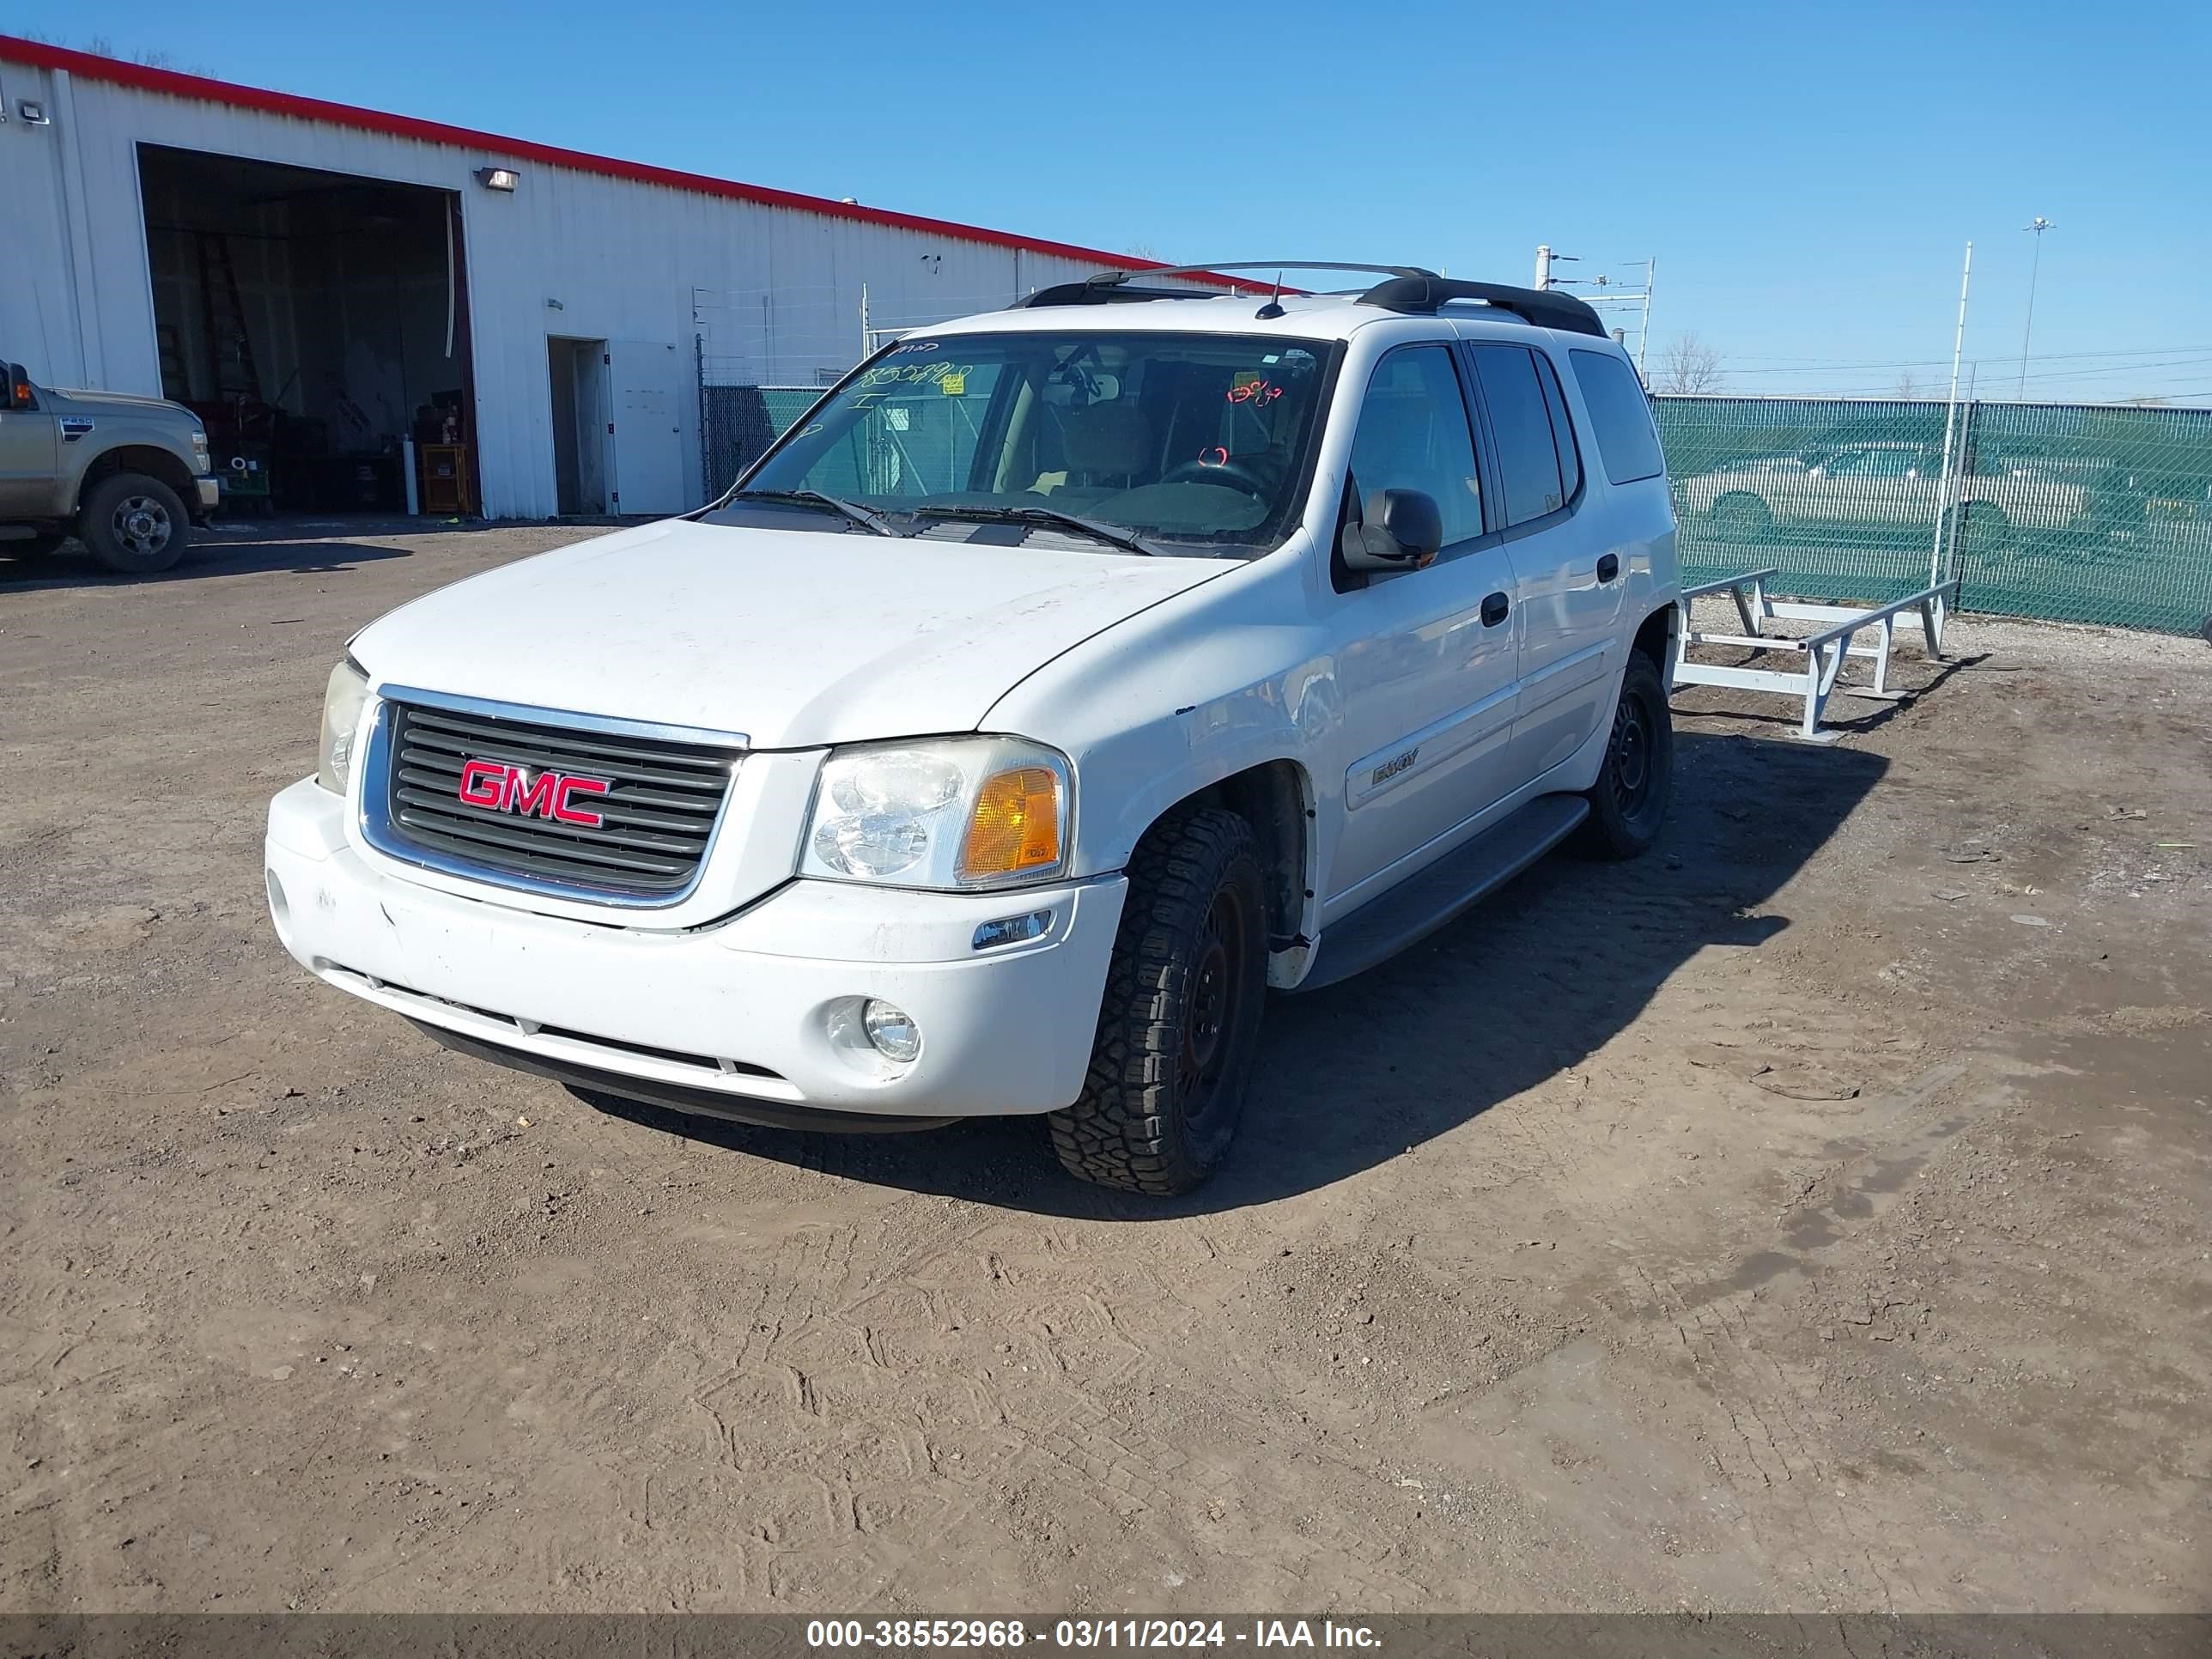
[0,35,1174,520]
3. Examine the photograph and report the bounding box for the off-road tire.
[1048,808,1268,1196]
[1573,653,1674,860]
[80,472,191,574]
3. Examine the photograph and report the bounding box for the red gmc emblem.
[458,758,611,827]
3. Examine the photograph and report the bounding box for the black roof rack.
[1011,261,1608,336]
[1012,282,1221,308]
[1356,274,1607,336]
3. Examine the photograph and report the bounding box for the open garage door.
[137,144,477,516]
[606,340,684,517]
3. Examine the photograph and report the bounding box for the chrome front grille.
[363,690,742,904]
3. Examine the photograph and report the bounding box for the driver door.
[0,370,58,517]
[1322,344,1523,921]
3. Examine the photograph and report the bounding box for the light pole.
[2017,216,2054,399]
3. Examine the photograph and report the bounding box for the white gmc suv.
[264,264,1681,1194]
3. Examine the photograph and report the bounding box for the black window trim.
[1534,348,1586,511]
[1460,340,1588,544]
[1329,338,1504,594]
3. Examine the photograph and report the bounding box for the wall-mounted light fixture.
[474,167,520,191]
[17,100,51,125]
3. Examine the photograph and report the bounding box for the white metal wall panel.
[0,64,94,388]
[0,49,1133,520]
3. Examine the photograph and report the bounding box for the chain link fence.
[698,380,824,502]
[1658,396,2212,634]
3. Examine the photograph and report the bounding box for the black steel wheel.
[1574,653,1674,860]
[1049,808,1268,1195]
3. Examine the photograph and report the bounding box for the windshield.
[739,331,1335,555]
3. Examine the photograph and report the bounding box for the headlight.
[800,736,1073,890]
[316,658,371,794]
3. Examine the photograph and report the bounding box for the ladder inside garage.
[196,232,263,403]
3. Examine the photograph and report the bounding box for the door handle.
[1480,591,1510,627]
[1596,553,1620,583]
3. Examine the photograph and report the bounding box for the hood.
[50,386,196,419]
[350,518,1231,749]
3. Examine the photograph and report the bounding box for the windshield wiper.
[909,503,1159,556]
[732,489,901,537]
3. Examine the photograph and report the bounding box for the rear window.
[1569,349,1666,485]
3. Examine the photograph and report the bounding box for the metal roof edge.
[0,33,1255,287]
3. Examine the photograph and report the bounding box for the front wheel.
[1049,808,1268,1195]
[1574,653,1674,860]
[80,473,191,574]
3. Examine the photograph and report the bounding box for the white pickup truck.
[264,264,1681,1194]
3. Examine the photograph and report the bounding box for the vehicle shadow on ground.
[0,535,413,588]
[586,728,1890,1216]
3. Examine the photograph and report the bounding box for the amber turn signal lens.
[960,766,1062,879]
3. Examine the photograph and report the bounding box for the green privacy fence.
[699,378,2212,635]
[1656,396,2212,634]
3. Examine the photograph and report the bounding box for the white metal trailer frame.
[1672,568,1961,743]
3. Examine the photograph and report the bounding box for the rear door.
[606,340,685,516]
[1462,338,1622,780]
[1322,343,1523,919]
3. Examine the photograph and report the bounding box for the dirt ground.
[2,520,2206,1616]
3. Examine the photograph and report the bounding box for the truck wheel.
[1049,808,1268,1196]
[1574,653,1674,860]
[1711,492,1772,541]
[80,473,191,574]
[1947,501,2013,564]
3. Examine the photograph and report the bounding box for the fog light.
[264,869,294,950]
[861,1000,921,1063]
[973,908,1053,951]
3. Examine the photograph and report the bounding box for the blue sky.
[10,0,2209,403]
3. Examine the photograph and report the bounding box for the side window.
[1346,344,1483,550]
[1468,344,1565,526]
[1568,349,1666,485]
[1534,353,1582,505]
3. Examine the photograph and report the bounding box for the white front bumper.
[264,779,1125,1120]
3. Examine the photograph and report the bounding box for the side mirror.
[6,365,31,411]
[1340,489,1443,573]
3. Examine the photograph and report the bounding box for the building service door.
[605,340,685,517]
